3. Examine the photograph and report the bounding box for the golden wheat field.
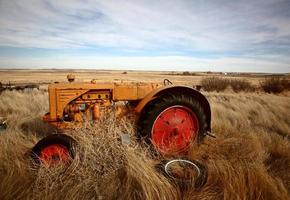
[0,84,289,200]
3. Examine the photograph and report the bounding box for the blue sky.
[0,0,289,73]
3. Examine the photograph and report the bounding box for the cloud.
[0,0,289,72]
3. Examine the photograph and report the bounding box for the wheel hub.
[151,105,199,154]
[39,144,70,166]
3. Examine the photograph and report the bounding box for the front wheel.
[30,134,77,167]
[138,94,207,155]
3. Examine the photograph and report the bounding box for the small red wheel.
[31,134,77,167]
[151,106,199,154]
[39,144,70,166]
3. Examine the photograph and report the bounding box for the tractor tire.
[138,93,207,155]
[30,134,77,166]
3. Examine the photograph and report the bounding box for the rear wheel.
[138,94,207,155]
[30,134,77,167]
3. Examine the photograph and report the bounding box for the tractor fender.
[135,86,211,132]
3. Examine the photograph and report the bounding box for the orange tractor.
[31,75,211,166]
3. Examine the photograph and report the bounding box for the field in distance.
[1,69,286,86]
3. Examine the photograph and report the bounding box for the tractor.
[31,74,211,166]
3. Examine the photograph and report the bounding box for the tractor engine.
[43,76,162,129]
[62,90,113,122]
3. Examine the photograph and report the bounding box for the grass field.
[0,69,280,86]
[0,88,289,200]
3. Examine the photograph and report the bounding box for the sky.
[0,0,289,73]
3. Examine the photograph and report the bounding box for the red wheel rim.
[151,105,199,154]
[39,144,70,166]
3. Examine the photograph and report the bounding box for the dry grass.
[0,90,289,200]
[260,76,290,93]
[201,77,256,92]
[0,69,276,87]
[201,77,230,92]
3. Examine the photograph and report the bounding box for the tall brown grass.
[0,90,289,199]
[200,77,257,92]
[260,76,290,93]
[200,77,230,92]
